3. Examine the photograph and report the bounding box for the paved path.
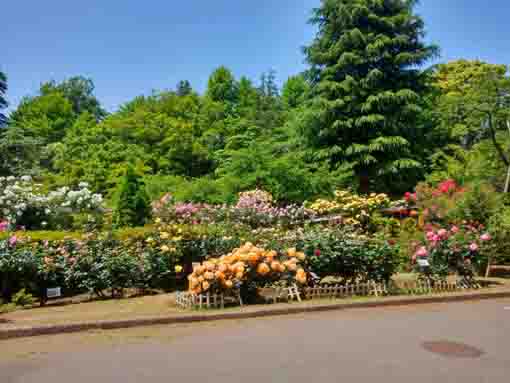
[2,299,510,382]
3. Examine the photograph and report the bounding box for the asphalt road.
[2,298,510,382]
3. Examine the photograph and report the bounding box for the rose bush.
[412,223,492,281]
[187,242,308,296]
[0,176,104,230]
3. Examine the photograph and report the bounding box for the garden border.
[2,288,510,341]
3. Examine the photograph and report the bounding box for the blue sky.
[3,0,510,113]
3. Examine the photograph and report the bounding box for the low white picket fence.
[175,290,243,309]
[175,278,480,309]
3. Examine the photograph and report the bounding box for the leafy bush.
[187,242,308,296]
[307,190,390,230]
[487,206,510,266]
[411,223,492,280]
[0,176,104,230]
[301,227,400,283]
[11,288,36,307]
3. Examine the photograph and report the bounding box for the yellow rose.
[224,280,233,289]
[296,252,306,261]
[175,265,183,273]
[160,231,169,239]
[160,245,170,252]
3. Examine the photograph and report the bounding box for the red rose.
[314,249,321,256]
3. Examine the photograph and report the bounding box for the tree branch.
[486,112,509,166]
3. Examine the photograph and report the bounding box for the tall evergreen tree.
[0,71,7,127]
[304,0,437,192]
[113,164,150,227]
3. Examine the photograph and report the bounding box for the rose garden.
[1,175,507,316]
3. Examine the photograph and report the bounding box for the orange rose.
[248,252,260,264]
[271,261,282,272]
[202,281,210,291]
[204,271,215,280]
[257,263,270,276]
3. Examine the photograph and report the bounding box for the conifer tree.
[304,0,437,191]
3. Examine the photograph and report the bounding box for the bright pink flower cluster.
[404,192,417,202]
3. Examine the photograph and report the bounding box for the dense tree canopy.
[1,0,509,203]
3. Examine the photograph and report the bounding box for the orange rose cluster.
[188,242,307,295]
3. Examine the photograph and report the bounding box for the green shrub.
[449,182,503,225]
[113,164,150,227]
[301,228,401,283]
[487,206,510,266]
[11,288,36,307]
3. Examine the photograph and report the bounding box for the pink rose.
[8,235,17,247]
[438,229,448,239]
[451,226,459,234]
[432,234,441,242]
[426,231,435,241]
[469,243,479,252]
[480,233,491,242]
[415,246,428,258]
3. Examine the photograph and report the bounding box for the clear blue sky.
[3,0,510,113]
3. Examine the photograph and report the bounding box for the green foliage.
[487,206,510,265]
[302,228,400,283]
[450,182,503,225]
[0,125,45,176]
[113,165,150,227]
[41,76,106,120]
[11,288,36,307]
[282,74,310,109]
[303,0,438,192]
[431,60,510,191]
[206,66,239,105]
[10,91,75,144]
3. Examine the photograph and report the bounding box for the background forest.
[1,0,509,207]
